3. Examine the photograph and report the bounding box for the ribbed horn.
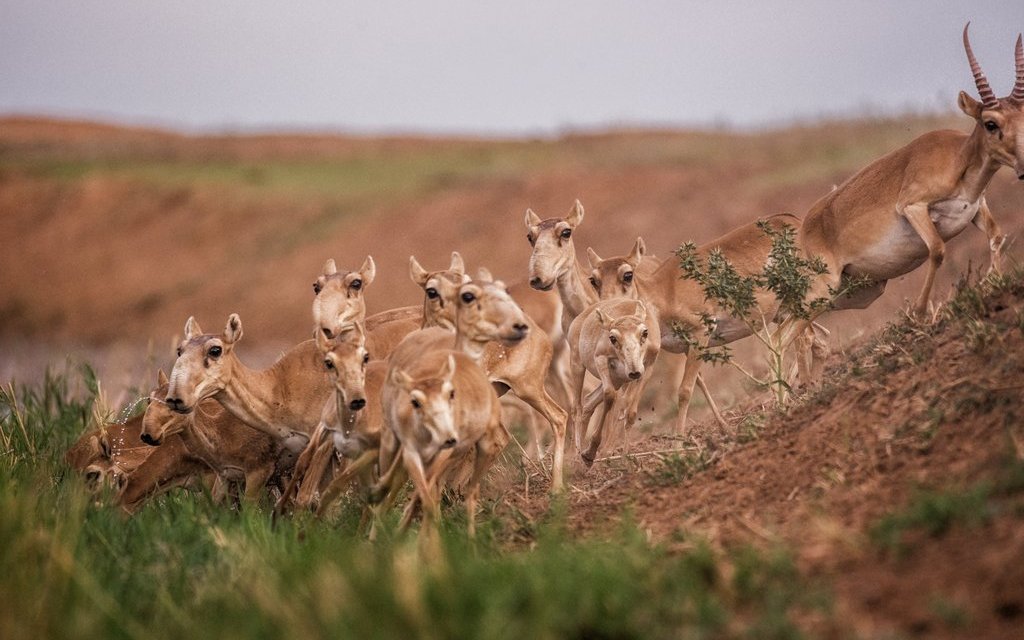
[963,23,998,108]
[1012,33,1024,101]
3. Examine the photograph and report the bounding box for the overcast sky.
[2,1,1023,134]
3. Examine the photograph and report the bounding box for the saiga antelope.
[795,24,1017,345]
[590,216,810,433]
[525,200,725,435]
[398,261,568,493]
[567,299,660,464]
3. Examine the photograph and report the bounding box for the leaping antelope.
[797,24,1016,332]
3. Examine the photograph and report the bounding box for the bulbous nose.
[513,323,529,338]
[349,398,366,411]
[442,437,457,449]
[140,432,160,446]
[165,397,188,414]
[529,277,543,289]
[628,371,642,380]
[321,326,335,339]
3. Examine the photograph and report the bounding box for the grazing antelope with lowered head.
[796,24,1017,335]
[567,299,660,465]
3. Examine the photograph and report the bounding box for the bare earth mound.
[504,274,1024,639]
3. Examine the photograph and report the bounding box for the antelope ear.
[633,300,647,318]
[595,308,612,328]
[390,367,414,389]
[157,369,169,386]
[98,429,112,458]
[525,208,542,228]
[586,247,603,268]
[184,316,202,340]
[322,258,338,276]
[626,237,646,267]
[359,256,376,286]
[566,199,584,228]
[315,327,331,352]
[409,255,430,287]
[957,91,982,119]
[440,354,456,382]
[224,314,243,344]
[449,251,465,275]
[476,267,494,283]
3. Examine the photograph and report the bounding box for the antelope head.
[390,355,459,460]
[165,314,244,414]
[587,237,646,300]
[312,256,376,340]
[456,270,530,348]
[316,323,370,416]
[596,301,651,381]
[409,251,470,330]
[140,370,185,446]
[525,199,585,290]
[959,23,1024,180]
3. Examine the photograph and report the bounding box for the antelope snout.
[442,437,458,449]
[321,326,335,339]
[140,432,161,446]
[628,370,642,380]
[529,276,553,291]
[349,397,366,411]
[165,396,190,414]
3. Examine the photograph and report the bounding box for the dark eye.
[461,291,476,303]
[984,120,999,132]
[449,389,455,400]
[641,329,649,340]
[350,279,362,291]
[363,353,370,364]
[313,281,322,294]
[426,288,439,299]
[609,335,618,346]
[526,233,535,246]
[324,359,335,370]
[590,276,599,290]
[623,272,633,283]
[410,398,421,409]
[208,346,222,358]
[176,347,183,357]
[560,228,572,239]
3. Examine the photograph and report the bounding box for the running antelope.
[596,216,809,433]
[164,315,329,459]
[526,200,724,434]
[567,299,660,465]
[383,351,506,542]
[394,263,568,493]
[141,370,283,504]
[796,24,1016,334]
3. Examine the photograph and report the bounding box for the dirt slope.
[504,275,1024,638]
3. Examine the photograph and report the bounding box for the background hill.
[2,114,1023,404]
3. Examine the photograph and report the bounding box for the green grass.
[0,366,828,640]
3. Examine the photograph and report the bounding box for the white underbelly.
[846,198,979,281]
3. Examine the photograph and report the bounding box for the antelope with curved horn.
[567,299,660,465]
[796,23,1016,332]
[394,262,569,493]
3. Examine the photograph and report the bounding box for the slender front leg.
[972,197,1006,275]
[694,373,727,428]
[901,202,945,318]
[582,355,618,465]
[567,347,588,455]
[316,448,378,518]
[674,348,705,435]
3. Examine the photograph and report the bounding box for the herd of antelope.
[66,26,1023,542]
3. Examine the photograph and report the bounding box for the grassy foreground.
[0,369,824,640]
